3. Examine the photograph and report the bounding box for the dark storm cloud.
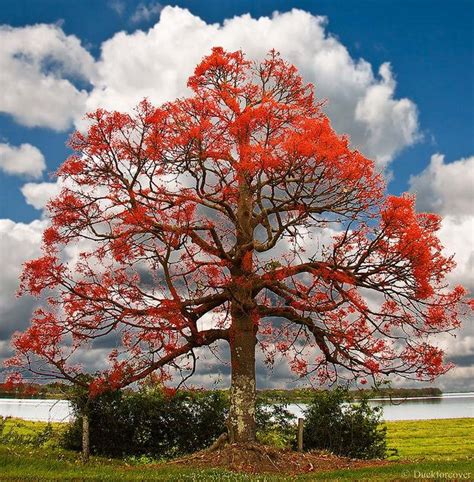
[448,354,474,368]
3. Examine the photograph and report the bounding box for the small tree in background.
[5,47,471,445]
[303,388,386,459]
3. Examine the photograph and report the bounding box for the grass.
[0,417,472,480]
[2,417,64,436]
[300,459,474,480]
[0,446,255,481]
[386,418,474,459]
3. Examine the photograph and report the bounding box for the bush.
[303,388,387,459]
[62,388,227,458]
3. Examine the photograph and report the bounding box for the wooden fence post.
[297,417,304,452]
[82,413,90,463]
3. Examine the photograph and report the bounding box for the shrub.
[303,388,387,459]
[62,388,227,458]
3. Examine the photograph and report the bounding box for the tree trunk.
[228,160,257,443]
[82,412,90,463]
[229,305,257,443]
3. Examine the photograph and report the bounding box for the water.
[0,398,73,422]
[285,392,474,421]
[0,392,473,422]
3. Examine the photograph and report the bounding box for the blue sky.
[0,1,473,390]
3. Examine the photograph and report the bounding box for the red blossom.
[4,48,470,408]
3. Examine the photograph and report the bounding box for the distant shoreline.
[0,384,455,402]
[254,387,447,404]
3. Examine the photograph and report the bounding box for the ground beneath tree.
[167,443,389,475]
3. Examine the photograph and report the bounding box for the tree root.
[167,442,389,475]
[207,432,229,452]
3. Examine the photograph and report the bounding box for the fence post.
[82,412,90,463]
[297,417,304,452]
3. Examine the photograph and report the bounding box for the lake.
[0,392,473,423]
[0,398,73,423]
[285,391,474,421]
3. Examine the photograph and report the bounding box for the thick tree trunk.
[228,304,257,443]
[82,413,90,463]
[228,160,257,443]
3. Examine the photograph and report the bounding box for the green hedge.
[62,388,227,458]
[62,386,388,459]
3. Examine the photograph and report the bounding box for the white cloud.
[21,181,61,211]
[438,334,474,359]
[438,216,474,293]
[436,366,474,392]
[0,219,47,303]
[0,24,95,131]
[130,2,164,24]
[85,7,418,167]
[0,219,48,344]
[355,63,420,168]
[0,9,419,165]
[0,143,46,178]
[409,153,474,217]
[409,153,474,291]
[409,154,474,391]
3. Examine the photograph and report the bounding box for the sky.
[0,0,473,391]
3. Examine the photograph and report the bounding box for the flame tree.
[7,49,470,443]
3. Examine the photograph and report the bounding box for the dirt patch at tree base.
[167,443,389,475]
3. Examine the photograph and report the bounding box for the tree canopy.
[6,48,470,442]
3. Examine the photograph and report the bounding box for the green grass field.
[386,418,473,460]
[0,418,472,480]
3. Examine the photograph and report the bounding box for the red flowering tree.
[7,48,470,443]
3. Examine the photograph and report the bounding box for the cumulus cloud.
[0,219,47,347]
[85,7,419,167]
[0,143,46,178]
[0,24,95,131]
[409,153,474,217]
[438,216,474,292]
[409,153,474,391]
[0,217,112,371]
[354,63,419,168]
[437,215,474,389]
[409,153,474,292]
[0,9,420,166]
[21,181,61,211]
[0,219,47,304]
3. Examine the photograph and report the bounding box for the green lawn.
[2,417,64,436]
[0,418,472,480]
[386,418,474,460]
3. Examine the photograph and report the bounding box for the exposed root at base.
[168,443,389,475]
[207,432,229,452]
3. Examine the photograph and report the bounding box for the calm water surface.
[0,398,73,422]
[285,391,474,421]
[0,392,473,422]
